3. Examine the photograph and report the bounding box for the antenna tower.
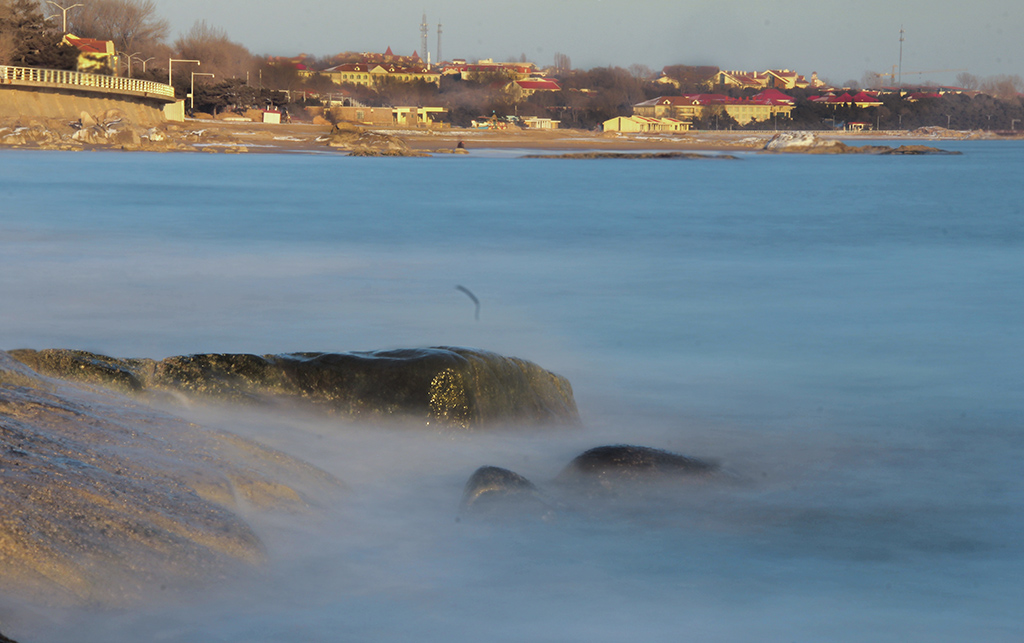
[437,22,443,64]
[898,25,905,88]
[421,12,428,62]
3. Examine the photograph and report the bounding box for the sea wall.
[0,85,166,125]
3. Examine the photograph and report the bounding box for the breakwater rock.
[0,352,339,606]
[763,132,960,155]
[9,347,579,429]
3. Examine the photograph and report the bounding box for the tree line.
[2,0,1022,131]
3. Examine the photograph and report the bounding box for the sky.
[154,0,1022,84]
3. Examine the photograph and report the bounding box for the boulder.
[9,347,579,429]
[763,131,840,151]
[555,445,718,493]
[0,352,339,606]
[327,127,425,156]
[458,466,555,518]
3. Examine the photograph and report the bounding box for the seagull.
[455,285,480,321]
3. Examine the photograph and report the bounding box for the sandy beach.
[199,119,1006,153]
[3,113,1016,154]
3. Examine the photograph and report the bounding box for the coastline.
[2,115,1018,155]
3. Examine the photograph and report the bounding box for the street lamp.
[118,51,140,78]
[46,1,82,34]
[140,57,154,73]
[168,58,200,87]
[190,72,214,111]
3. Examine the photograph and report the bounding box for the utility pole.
[898,25,905,88]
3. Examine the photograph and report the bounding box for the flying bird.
[455,285,480,321]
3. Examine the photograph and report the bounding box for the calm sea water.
[1,142,1022,641]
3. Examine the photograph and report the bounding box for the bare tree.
[69,0,168,56]
[174,20,255,80]
[955,72,979,91]
[980,74,1023,100]
[628,63,652,79]
[553,51,571,73]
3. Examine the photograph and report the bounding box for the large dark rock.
[9,347,579,429]
[555,444,718,494]
[459,445,721,520]
[459,466,555,519]
[0,352,339,606]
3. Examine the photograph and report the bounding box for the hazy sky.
[154,0,1021,84]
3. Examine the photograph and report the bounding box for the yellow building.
[602,116,690,133]
[634,93,794,126]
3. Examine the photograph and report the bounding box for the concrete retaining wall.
[0,85,166,124]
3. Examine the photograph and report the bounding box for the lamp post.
[141,57,154,73]
[46,1,82,34]
[168,58,200,87]
[118,51,140,78]
[190,72,214,111]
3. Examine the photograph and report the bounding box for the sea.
[1,141,1022,641]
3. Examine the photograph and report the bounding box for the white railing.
[0,65,175,99]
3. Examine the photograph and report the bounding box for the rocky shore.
[0,109,1000,156]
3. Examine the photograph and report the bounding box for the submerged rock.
[555,444,718,493]
[9,347,579,429]
[0,352,339,606]
[459,466,555,518]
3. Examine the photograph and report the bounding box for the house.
[632,96,701,121]
[521,117,560,129]
[308,48,441,87]
[635,93,794,126]
[62,34,116,74]
[331,105,447,128]
[763,69,811,90]
[507,78,561,101]
[716,68,812,90]
[440,59,536,81]
[809,91,884,108]
[602,115,690,133]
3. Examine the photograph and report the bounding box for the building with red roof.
[62,34,116,74]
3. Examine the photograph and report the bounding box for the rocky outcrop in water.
[0,352,339,606]
[555,445,718,496]
[9,347,579,429]
[459,444,720,519]
[459,466,557,518]
[763,132,960,155]
[326,123,426,156]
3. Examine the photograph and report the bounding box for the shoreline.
[2,116,1019,155]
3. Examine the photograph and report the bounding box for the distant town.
[2,0,1022,132]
